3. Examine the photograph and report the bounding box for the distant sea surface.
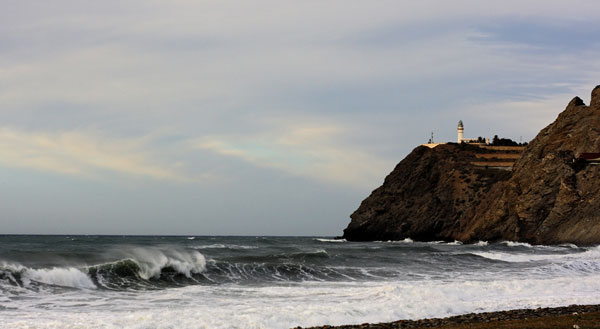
[2,235,600,329]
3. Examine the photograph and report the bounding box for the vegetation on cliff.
[343,85,600,245]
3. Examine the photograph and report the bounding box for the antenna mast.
[428,131,434,144]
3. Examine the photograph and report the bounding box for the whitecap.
[21,266,96,290]
[109,247,207,279]
[389,238,414,243]
[193,244,258,250]
[470,247,597,264]
[375,238,413,243]
[500,241,533,248]
[315,238,347,243]
[471,251,550,262]
[559,243,579,249]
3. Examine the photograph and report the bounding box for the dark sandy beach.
[296,304,600,329]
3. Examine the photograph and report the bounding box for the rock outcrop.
[343,143,511,241]
[343,85,600,245]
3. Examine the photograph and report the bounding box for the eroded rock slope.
[343,86,600,245]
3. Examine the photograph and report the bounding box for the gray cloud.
[1,0,599,234]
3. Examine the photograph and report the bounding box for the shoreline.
[295,304,600,329]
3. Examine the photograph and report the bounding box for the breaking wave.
[469,245,600,268]
[3,239,600,296]
[4,235,600,329]
[376,238,414,244]
[0,247,388,291]
[0,247,207,291]
[1,262,96,290]
[315,238,347,243]
[500,241,534,248]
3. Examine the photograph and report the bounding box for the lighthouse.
[457,120,464,143]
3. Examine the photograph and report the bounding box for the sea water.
[2,235,600,329]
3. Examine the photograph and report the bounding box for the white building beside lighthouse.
[457,120,488,144]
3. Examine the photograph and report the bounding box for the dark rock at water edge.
[343,85,600,245]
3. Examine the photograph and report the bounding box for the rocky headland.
[343,85,600,245]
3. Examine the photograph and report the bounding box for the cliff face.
[460,86,600,244]
[344,85,600,245]
[343,143,511,241]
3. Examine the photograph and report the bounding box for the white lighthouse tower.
[457,120,464,143]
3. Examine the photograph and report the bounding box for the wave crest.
[315,238,347,243]
[116,247,206,280]
[192,244,258,250]
[26,266,97,290]
[500,241,533,248]
[1,262,96,290]
[1,247,207,291]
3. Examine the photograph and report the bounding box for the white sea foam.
[24,267,97,290]
[474,241,488,246]
[4,274,600,329]
[391,238,414,243]
[1,262,96,290]
[291,249,328,256]
[193,244,258,250]
[315,238,347,243]
[375,238,414,243]
[471,251,552,262]
[501,241,534,248]
[472,245,600,265]
[426,240,463,245]
[559,243,579,249]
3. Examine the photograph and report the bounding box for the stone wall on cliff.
[343,85,600,245]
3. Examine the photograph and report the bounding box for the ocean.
[2,235,600,329]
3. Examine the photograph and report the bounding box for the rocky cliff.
[343,85,600,245]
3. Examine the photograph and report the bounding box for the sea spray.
[116,247,206,279]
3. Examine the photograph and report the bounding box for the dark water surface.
[1,235,599,328]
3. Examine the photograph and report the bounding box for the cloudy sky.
[1,1,599,235]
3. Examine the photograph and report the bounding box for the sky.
[1,1,599,235]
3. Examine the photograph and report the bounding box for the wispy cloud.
[193,121,394,188]
[0,127,195,183]
[1,0,599,234]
